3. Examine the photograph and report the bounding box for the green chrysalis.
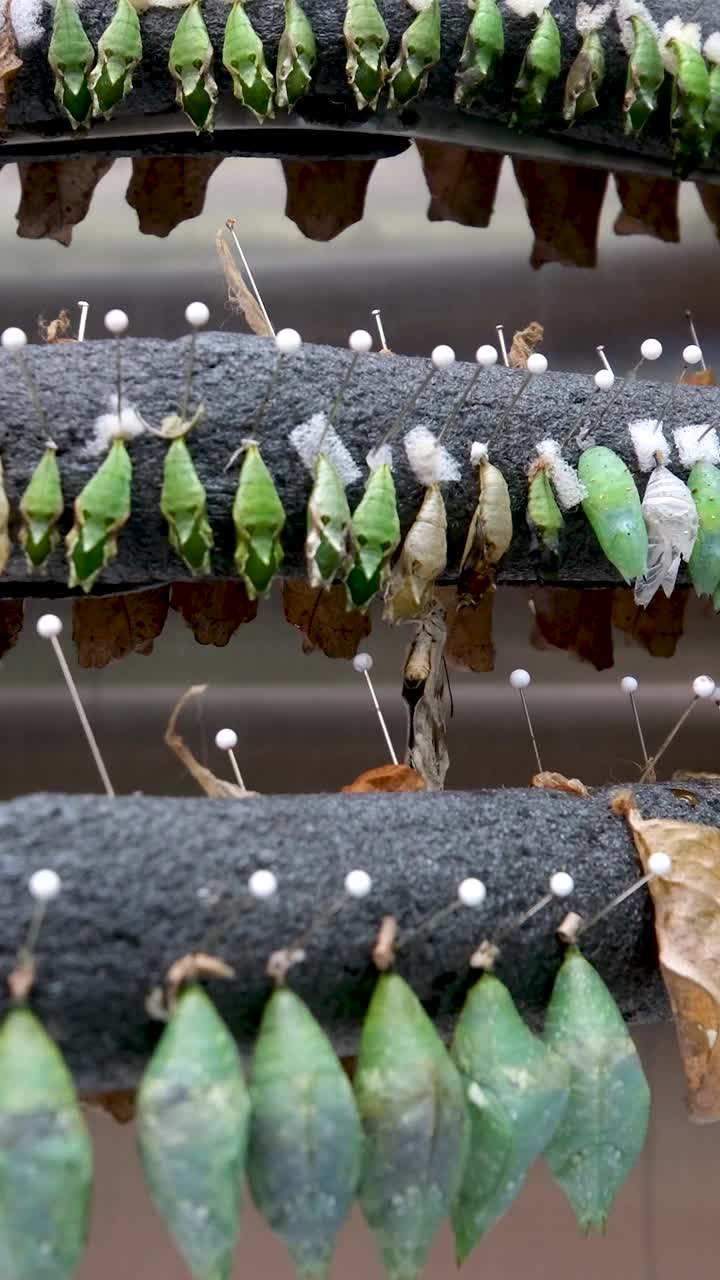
[0,1007,93,1280]
[347,462,401,610]
[454,0,504,108]
[388,0,441,110]
[88,0,142,120]
[526,464,563,571]
[223,0,275,123]
[48,0,95,129]
[544,947,651,1232]
[687,461,720,601]
[137,985,250,1280]
[705,62,720,156]
[563,30,605,123]
[354,973,469,1280]
[343,0,390,110]
[451,974,569,1262]
[65,436,132,592]
[232,442,285,599]
[667,37,711,176]
[306,454,355,589]
[0,458,9,575]
[623,15,664,134]
[578,445,648,583]
[19,443,64,571]
[248,987,364,1280]
[157,411,213,576]
[511,9,561,130]
[276,0,317,111]
[168,0,218,133]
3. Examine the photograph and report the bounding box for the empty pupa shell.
[19,445,64,570]
[459,456,512,594]
[233,443,285,599]
[543,947,651,1232]
[451,974,569,1262]
[578,445,648,583]
[136,985,250,1280]
[354,972,468,1280]
[248,987,363,1280]
[383,482,447,623]
[0,1007,93,1280]
[687,461,720,599]
[348,463,401,610]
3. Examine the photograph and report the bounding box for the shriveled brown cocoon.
[17,158,113,246]
[614,789,720,1122]
[170,581,257,646]
[342,763,425,793]
[217,223,273,337]
[39,309,73,343]
[696,182,720,243]
[532,771,589,796]
[126,156,222,236]
[681,368,717,386]
[612,587,688,659]
[402,603,450,791]
[282,158,376,241]
[0,598,23,658]
[0,0,22,131]
[512,158,608,269]
[85,1090,136,1125]
[613,174,680,242]
[530,587,614,671]
[282,581,370,658]
[445,590,495,672]
[509,321,544,368]
[415,141,502,227]
[72,589,169,669]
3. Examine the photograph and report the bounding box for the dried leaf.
[612,587,688,658]
[402,602,450,791]
[0,0,22,131]
[613,790,720,1122]
[39,309,73,343]
[0,599,22,657]
[16,158,113,247]
[216,224,273,336]
[165,683,256,799]
[127,156,222,237]
[415,141,502,228]
[508,320,544,368]
[681,367,717,386]
[342,763,425,793]
[531,771,589,796]
[672,771,720,784]
[72,589,169,669]
[530,587,614,671]
[170,580,257,646]
[445,591,495,672]
[512,159,607,270]
[613,174,680,243]
[282,581,370,659]
[697,181,720,243]
[281,158,376,241]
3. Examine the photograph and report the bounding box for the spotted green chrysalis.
[0,1007,93,1280]
[169,0,218,134]
[19,444,64,571]
[354,973,468,1280]
[623,15,664,134]
[451,974,569,1262]
[276,0,317,111]
[543,947,651,1232]
[48,0,95,129]
[232,442,285,599]
[137,985,250,1280]
[223,0,275,123]
[306,453,355,589]
[526,463,563,572]
[248,987,364,1280]
[563,30,605,123]
[343,0,389,110]
[578,445,648,583]
[156,410,213,576]
[511,9,561,130]
[65,436,132,592]
[347,462,401,610]
[88,0,142,120]
[388,0,441,110]
[705,62,720,155]
[454,0,504,108]
[687,461,720,601]
[667,37,711,176]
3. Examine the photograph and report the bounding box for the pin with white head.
[327,329,373,431]
[374,344,456,455]
[596,345,614,377]
[558,852,672,944]
[509,669,544,775]
[77,301,90,343]
[248,868,279,901]
[1,326,52,443]
[225,217,275,337]
[36,614,114,798]
[266,867,374,983]
[470,871,574,971]
[499,353,548,435]
[179,301,210,422]
[352,652,399,765]
[620,676,649,770]
[388,877,488,962]
[639,675,716,783]
[9,868,63,1003]
[560,365,616,451]
[685,309,706,371]
[104,309,130,423]
[437,344,498,445]
[215,726,247,792]
[650,343,704,440]
[627,337,663,380]
[226,327,302,471]
[371,308,391,355]
[495,324,509,367]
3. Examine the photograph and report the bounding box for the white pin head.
[693,675,716,699]
[476,344,498,368]
[648,851,672,877]
[549,871,574,898]
[185,301,210,329]
[621,676,639,695]
[458,878,487,908]
[641,338,662,361]
[36,614,63,639]
[215,728,238,751]
[353,652,374,674]
[1,327,27,352]
[28,868,62,903]
[595,369,614,391]
[527,353,548,375]
[104,309,129,336]
[683,344,702,366]
[345,869,373,899]
[431,344,455,370]
[349,329,373,354]
[275,328,302,356]
[249,869,278,900]
[510,668,531,690]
